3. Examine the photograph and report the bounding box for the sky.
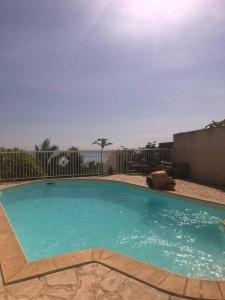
[0,0,225,150]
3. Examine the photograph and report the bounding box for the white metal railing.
[0,149,172,181]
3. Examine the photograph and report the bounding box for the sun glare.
[112,0,201,36]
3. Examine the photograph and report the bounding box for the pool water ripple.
[1,180,225,280]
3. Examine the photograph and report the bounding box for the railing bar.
[0,149,174,182]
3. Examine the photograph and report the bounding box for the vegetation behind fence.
[0,149,172,181]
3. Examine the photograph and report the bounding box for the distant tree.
[66,146,83,175]
[0,148,45,180]
[68,146,79,151]
[92,138,113,163]
[205,119,225,129]
[45,146,84,176]
[92,138,113,151]
[34,139,59,176]
[92,138,113,167]
[35,138,59,151]
[121,145,128,150]
[142,141,157,149]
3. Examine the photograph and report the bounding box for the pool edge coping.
[0,181,224,300]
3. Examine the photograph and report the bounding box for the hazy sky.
[1,0,225,150]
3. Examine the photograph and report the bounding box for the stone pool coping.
[0,180,225,300]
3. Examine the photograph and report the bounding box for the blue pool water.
[1,180,225,280]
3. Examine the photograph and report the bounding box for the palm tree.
[92,138,113,151]
[92,138,113,166]
[35,139,59,176]
[35,138,59,151]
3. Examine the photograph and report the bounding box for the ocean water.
[1,180,225,279]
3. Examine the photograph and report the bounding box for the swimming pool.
[1,180,225,280]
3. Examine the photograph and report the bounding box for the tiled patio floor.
[0,263,188,300]
[103,174,225,205]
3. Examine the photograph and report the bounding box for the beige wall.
[171,127,225,186]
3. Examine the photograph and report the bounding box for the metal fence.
[0,149,172,181]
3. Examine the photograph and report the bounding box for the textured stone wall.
[171,127,225,186]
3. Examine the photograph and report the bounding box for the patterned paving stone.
[5,278,44,299]
[120,278,170,300]
[98,270,127,293]
[44,268,78,286]
[0,263,191,300]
